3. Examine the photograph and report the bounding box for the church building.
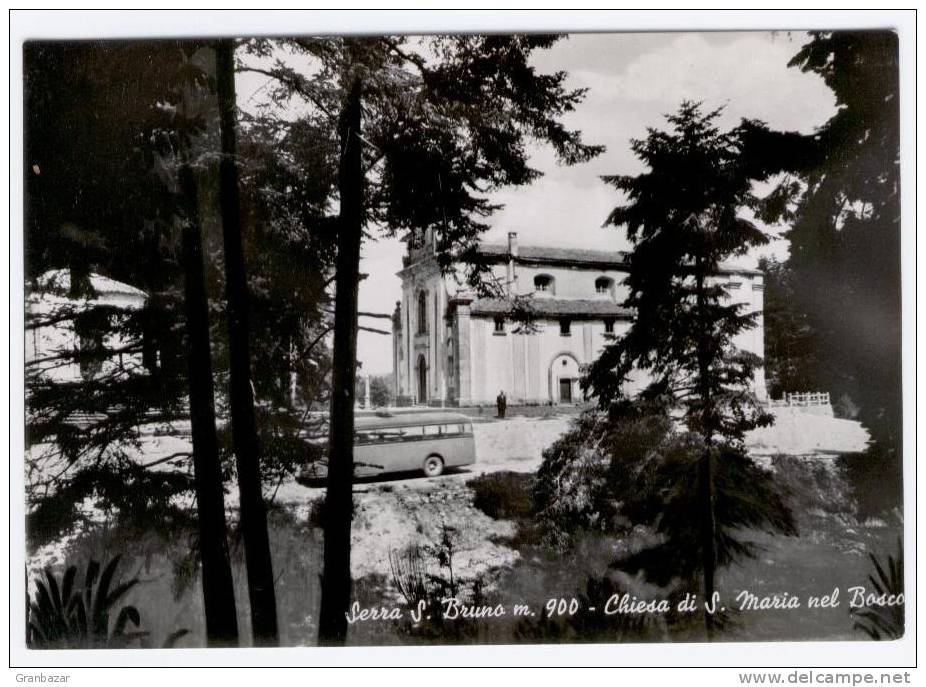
[392,230,766,407]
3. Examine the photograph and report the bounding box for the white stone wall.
[505,263,631,302]
[466,316,631,405]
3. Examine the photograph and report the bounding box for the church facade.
[392,231,766,407]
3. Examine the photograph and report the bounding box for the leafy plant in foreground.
[26,555,189,649]
[852,538,904,640]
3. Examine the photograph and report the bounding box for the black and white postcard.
[10,9,916,674]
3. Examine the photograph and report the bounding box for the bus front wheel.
[422,455,444,478]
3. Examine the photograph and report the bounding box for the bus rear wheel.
[422,455,444,478]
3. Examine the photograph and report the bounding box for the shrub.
[387,525,489,643]
[614,440,797,586]
[533,405,797,592]
[468,472,535,521]
[533,409,676,548]
[532,412,611,548]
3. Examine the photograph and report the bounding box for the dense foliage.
[24,43,337,548]
[758,31,902,511]
[535,407,796,587]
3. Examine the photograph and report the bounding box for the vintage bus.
[302,411,476,481]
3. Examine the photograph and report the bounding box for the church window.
[559,319,571,336]
[534,274,554,293]
[595,276,614,295]
[417,291,428,334]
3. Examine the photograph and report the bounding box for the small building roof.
[30,269,147,300]
[26,269,147,314]
[470,297,633,320]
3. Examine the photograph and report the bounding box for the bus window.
[376,428,409,442]
[423,424,442,436]
[355,428,410,444]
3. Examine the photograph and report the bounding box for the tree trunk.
[698,444,717,639]
[215,39,279,646]
[318,75,363,646]
[177,162,240,648]
[694,263,717,640]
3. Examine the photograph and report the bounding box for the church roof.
[476,243,630,268]
[470,297,633,320]
[475,243,761,276]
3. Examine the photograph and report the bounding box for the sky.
[240,31,838,376]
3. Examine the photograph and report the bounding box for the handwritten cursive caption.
[345,586,904,624]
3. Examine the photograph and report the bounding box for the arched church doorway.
[550,353,581,404]
[417,354,427,404]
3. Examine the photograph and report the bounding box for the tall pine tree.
[242,34,603,643]
[585,102,796,638]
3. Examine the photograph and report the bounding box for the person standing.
[496,390,507,419]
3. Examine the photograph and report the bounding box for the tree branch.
[358,325,391,336]
[140,452,192,470]
[381,37,429,77]
[236,65,338,123]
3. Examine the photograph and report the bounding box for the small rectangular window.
[560,319,571,336]
[373,428,410,443]
[494,317,505,333]
[604,319,614,334]
[423,425,442,436]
